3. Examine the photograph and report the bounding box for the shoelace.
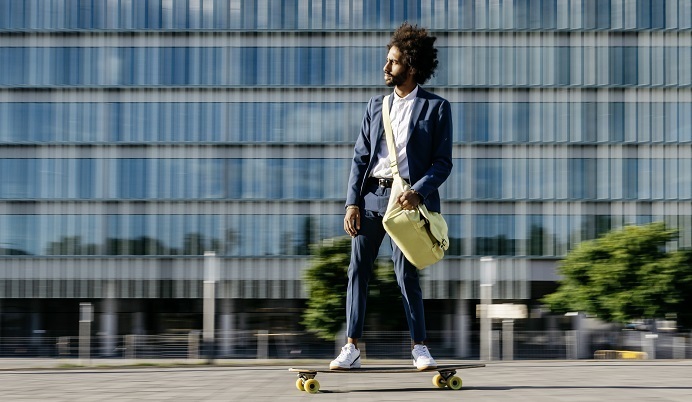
[337,346,353,360]
[415,346,432,358]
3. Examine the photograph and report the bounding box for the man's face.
[383,46,411,87]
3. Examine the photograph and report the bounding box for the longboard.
[289,363,485,393]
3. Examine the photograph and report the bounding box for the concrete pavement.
[0,359,690,401]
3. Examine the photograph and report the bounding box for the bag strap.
[382,95,401,180]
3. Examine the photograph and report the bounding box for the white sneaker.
[412,344,437,370]
[329,343,361,370]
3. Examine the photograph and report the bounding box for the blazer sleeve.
[345,97,376,208]
[411,98,453,201]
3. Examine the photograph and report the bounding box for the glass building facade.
[0,0,691,342]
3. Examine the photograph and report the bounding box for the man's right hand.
[344,207,360,237]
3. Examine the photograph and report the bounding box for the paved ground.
[0,359,690,401]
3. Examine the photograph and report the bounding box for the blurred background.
[0,0,691,361]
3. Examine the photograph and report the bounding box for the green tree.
[543,222,692,328]
[302,236,402,340]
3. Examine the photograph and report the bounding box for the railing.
[0,330,689,360]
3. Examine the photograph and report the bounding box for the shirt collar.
[393,85,418,103]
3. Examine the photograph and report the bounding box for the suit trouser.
[346,183,427,342]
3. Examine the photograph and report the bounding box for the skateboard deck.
[289,363,485,393]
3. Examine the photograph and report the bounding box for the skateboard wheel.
[304,378,320,394]
[432,374,446,388]
[447,376,463,390]
[296,378,305,391]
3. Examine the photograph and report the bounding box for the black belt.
[369,177,408,188]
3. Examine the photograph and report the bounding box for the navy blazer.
[345,87,453,213]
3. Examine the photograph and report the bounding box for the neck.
[395,82,417,98]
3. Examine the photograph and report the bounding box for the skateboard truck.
[432,368,463,390]
[295,372,320,394]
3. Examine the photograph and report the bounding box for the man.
[330,23,453,371]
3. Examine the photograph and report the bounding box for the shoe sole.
[329,365,361,370]
[413,359,437,371]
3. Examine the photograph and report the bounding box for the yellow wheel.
[304,378,320,394]
[432,374,446,388]
[295,378,305,391]
[447,376,463,390]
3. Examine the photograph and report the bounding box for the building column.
[443,313,453,350]
[455,299,470,358]
[132,311,145,335]
[30,310,42,337]
[219,299,235,357]
[30,302,46,356]
[100,281,118,357]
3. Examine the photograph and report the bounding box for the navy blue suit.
[344,87,453,342]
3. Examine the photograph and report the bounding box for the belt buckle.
[378,178,390,188]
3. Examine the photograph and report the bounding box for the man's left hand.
[397,189,422,210]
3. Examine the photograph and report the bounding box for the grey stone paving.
[0,360,690,401]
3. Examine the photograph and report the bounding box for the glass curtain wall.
[1,0,690,31]
[0,0,690,265]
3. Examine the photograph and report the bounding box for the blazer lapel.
[373,95,389,149]
[408,96,426,138]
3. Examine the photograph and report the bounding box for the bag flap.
[418,205,449,250]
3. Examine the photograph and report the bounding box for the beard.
[384,70,408,87]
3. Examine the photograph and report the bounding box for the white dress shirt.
[370,85,418,179]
